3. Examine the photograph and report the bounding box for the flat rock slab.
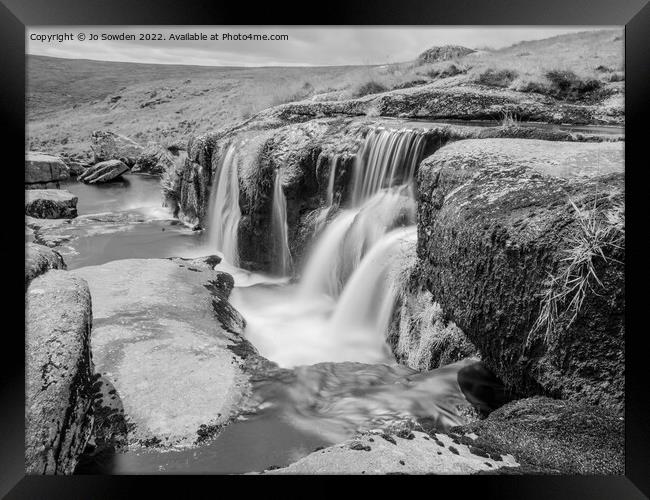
[25,242,66,290]
[25,152,70,185]
[26,270,94,474]
[72,259,250,449]
[262,430,518,474]
[78,160,130,184]
[25,189,78,219]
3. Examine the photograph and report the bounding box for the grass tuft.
[530,194,624,344]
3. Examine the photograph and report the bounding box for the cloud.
[26,26,619,67]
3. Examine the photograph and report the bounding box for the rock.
[25,271,94,474]
[90,130,144,166]
[25,242,66,290]
[133,142,185,175]
[78,160,129,184]
[25,152,70,188]
[73,374,129,474]
[262,430,518,474]
[417,45,476,65]
[25,189,78,219]
[416,139,624,412]
[169,109,621,274]
[71,259,252,449]
[451,396,624,474]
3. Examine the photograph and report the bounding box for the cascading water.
[206,143,242,266]
[272,168,292,276]
[300,186,415,298]
[326,154,339,206]
[351,127,426,205]
[328,226,416,346]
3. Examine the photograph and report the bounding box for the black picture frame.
[3,0,648,497]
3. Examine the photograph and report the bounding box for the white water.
[227,127,427,368]
[272,169,292,276]
[326,154,339,206]
[206,143,242,266]
[300,186,415,298]
[351,127,426,205]
[205,126,427,368]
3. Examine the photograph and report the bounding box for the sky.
[26,26,617,67]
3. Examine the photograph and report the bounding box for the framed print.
[2,0,648,497]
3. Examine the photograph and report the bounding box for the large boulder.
[78,160,129,184]
[25,189,78,219]
[90,130,144,166]
[71,258,252,449]
[25,242,66,289]
[417,45,476,64]
[25,271,94,474]
[25,152,70,189]
[416,139,624,412]
[450,396,624,474]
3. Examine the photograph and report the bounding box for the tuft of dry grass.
[530,195,624,344]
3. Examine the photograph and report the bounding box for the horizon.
[26,26,619,68]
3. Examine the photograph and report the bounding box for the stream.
[60,121,565,474]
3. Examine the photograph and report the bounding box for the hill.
[27,29,623,158]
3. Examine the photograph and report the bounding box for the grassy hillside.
[27,28,623,159]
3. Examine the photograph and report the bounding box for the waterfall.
[326,154,339,206]
[351,127,426,206]
[272,169,292,276]
[328,226,417,352]
[206,143,241,266]
[301,186,415,297]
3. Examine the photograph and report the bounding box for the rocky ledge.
[25,189,78,219]
[25,270,94,474]
[25,152,70,189]
[413,138,624,412]
[166,109,620,273]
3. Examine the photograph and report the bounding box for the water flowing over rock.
[206,142,242,265]
[271,169,292,275]
[351,127,426,205]
[416,138,624,412]
[328,227,417,357]
[26,271,94,474]
[78,159,130,184]
[25,189,78,219]
[25,152,70,189]
[25,242,66,290]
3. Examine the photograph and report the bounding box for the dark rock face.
[416,139,624,413]
[417,45,476,64]
[78,160,129,184]
[90,130,143,167]
[450,396,624,474]
[25,242,66,290]
[25,152,70,188]
[25,270,94,474]
[25,189,78,219]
